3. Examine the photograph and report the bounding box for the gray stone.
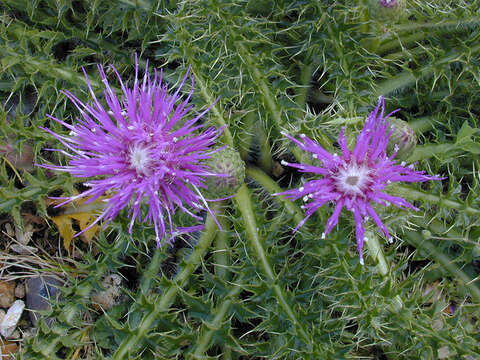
[26,276,63,326]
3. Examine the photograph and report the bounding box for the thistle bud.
[204,147,245,197]
[387,117,417,160]
[368,0,406,23]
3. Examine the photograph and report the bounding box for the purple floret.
[379,0,398,8]
[275,97,442,264]
[39,59,225,246]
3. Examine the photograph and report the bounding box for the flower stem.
[364,231,389,276]
[295,52,315,111]
[392,185,480,216]
[378,17,480,54]
[190,66,234,147]
[364,231,403,311]
[189,281,242,358]
[409,116,438,134]
[245,166,304,224]
[257,121,273,174]
[235,43,284,130]
[214,202,230,280]
[377,32,426,54]
[237,111,256,161]
[234,184,313,350]
[112,212,218,360]
[139,248,164,294]
[372,51,465,98]
[407,143,458,162]
[393,17,480,32]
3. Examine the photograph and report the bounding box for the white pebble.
[0,300,25,338]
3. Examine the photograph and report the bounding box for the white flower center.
[335,162,371,197]
[128,144,151,175]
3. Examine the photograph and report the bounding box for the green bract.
[368,0,407,23]
[205,147,245,198]
[387,117,417,160]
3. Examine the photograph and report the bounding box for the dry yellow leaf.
[49,193,106,250]
[51,212,100,249]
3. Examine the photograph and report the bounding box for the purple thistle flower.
[38,60,225,247]
[275,97,442,265]
[379,0,398,8]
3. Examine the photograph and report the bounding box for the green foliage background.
[1,0,480,358]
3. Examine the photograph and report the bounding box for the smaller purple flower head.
[275,97,442,265]
[39,58,225,247]
[379,0,398,8]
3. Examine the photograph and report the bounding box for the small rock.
[10,244,38,255]
[4,223,14,237]
[0,281,16,308]
[91,274,125,311]
[26,276,63,326]
[0,339,18,357]
[14,283,25,299]
[14,224,33,245]
[432,318,443,331]
[438,346,450,359]
[0,300,25,338]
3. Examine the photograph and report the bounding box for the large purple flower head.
[276,97,442,264]
[39,60,225,246]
